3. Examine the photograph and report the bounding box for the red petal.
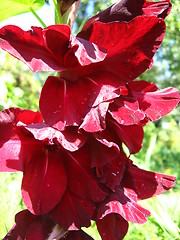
[9,108,42,124]
[22,149,67,214]
[109,97,145,125]
[0,25,65,72]
[97,153,126,192]
[0,24,106,73]
[79,16,166,82]
[0,140,22,172]
[0,108,42,172]
[49,190,95,229]
[129,81,180,121]
[40,72,121,131]
[66,36,107,66]
[85,72,122,107]
[107,118,144,154]
[38,77,59,129]
[80,0,170,39]
[143,1,172,19]
[45,26,107,70]
[23,122,88,151]
[79,72,125,132]
[95,186,150,223]
[0,108,42,136]
[39,76,88,130]
[43,25,70,67]
[109,80,180,126]
[96,214,128,240]
[3,210,55,240]
[78,0,171,39]
[81,0,144,34]
[65,146,107,202]
[66,230,94,240]
[129,166,176,200]
[128,80,159,93]
[80,102,109,132]
[91,133,120,169]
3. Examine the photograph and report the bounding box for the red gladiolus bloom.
[0,1,177,134]
[0,15,166,82]
[108,80,180,126]
[0,107,176,233]
[0,108,176,237]
[0,108,113,229]
[3,210,56,240]
[39,75,180,133]
[0,0,171,80]
[93,155,176,240]
[0,1,179,239]
[3,209,93,240]
[80,0,172,36]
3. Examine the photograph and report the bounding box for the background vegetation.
[0,0,179,239]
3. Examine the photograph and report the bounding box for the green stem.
[62,7,70,25]
[47,225,68,240]
[52,0,62,24]
[29,7,47,28]
[78,16,89,33]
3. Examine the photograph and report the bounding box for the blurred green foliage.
[0,0,180,239]
[0,173,24,238]
[0,51,48,111]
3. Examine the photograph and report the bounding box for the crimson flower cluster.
[0,0,179,239]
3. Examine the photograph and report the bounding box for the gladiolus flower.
[0,1,179,239]
[0,0,177,134]
[3,210,93,240]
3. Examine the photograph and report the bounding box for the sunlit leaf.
[0,0,45,22]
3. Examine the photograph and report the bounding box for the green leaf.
[0,0,45,22]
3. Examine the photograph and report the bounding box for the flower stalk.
[29,7,47,28]
[52,0,63,24]
[47,225,68,240]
